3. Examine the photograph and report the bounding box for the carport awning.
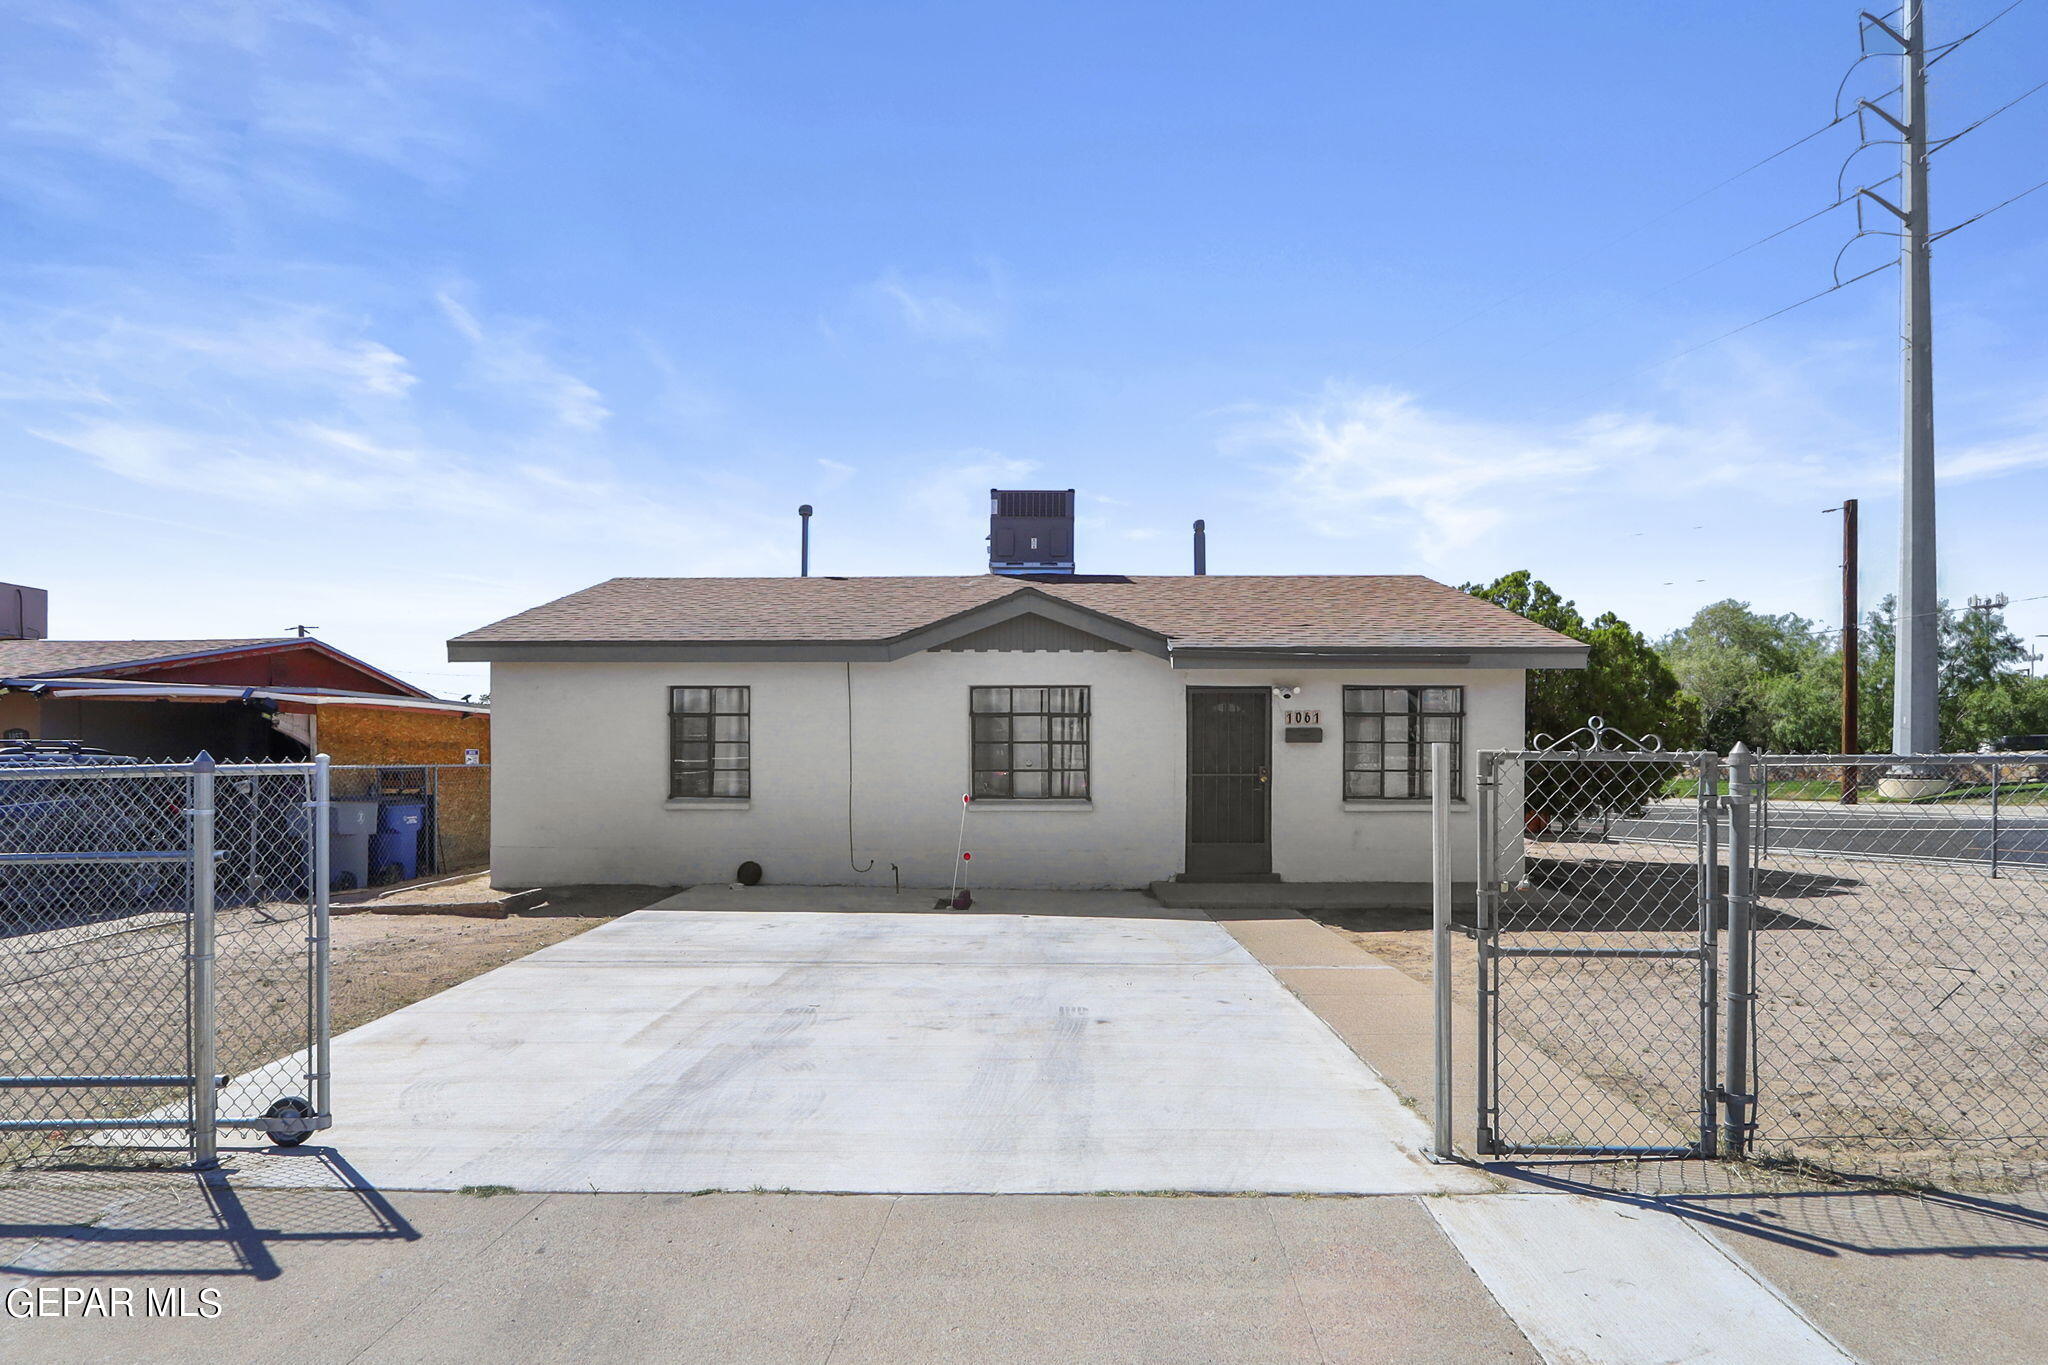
[1,676,486,715]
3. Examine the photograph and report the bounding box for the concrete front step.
[1148,880,1476,912]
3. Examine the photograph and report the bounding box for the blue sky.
[4,0,2045,695]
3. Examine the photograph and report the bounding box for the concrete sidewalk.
[1211,901,2048,1365]
[2,1177,1811,1365]
[11,889,2045,1362]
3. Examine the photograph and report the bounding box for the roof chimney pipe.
[1192,519,1207,576]
[798,504,813,577]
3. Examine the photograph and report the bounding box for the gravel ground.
[1312,842,2048,1189]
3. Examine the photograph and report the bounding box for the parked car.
[0,741,187,928]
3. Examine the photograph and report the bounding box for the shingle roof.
[0,639,290,677]
[451,576,1581,654]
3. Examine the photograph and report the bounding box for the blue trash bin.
[369,801,425,884]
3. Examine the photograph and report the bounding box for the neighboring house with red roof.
[0,620,488,766]
[449,495,1584,890]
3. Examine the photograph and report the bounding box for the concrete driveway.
[258,887,1483,1195]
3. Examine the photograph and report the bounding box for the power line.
[1926,0,2035,67]
[1550,259,1898,409]
[1559,177,1906,348]
[1932,173,2048,239]
[1657,260,1897,366]
[1383,109,1868,366]
[1403,12,2033,423]
[1932,74,2048,150]
[1807,592,2048,640]
[1637,186,1885,297]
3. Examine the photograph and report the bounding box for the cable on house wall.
[846,660,874,873]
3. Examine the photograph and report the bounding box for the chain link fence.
[1469,732,2048,1189]
[1742,752,2048,1188]
[329,763,489,888]
[0,754,330,1168]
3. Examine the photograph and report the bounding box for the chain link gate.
[1474,723,1724,1157]
[0,753,333,1168]
[1466,729,2048,1186]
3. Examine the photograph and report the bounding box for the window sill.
[1342,800,1469,812]
[665,798,752,810]
[970,799,1094,812]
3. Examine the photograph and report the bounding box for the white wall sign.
[464,748,481,765]
[1283,710,1321,726]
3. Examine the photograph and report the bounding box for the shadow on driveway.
[0,1145,417,1281]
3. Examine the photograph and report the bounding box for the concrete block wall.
[487,653,1522,891]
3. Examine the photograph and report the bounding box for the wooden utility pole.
[1840,499,1859,803]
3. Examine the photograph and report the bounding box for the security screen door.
[1185,688,1272,879]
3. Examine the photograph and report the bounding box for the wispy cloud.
[1938,420,2048,483]
[904,449,1037,559]
[0,0,542,216]
[1237,386,1609,554]
[871,269,1004,343]
[1241,372,2048,564]
[4,287,772,569]
[436,291,610,430]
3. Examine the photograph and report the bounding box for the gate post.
[1429,741,1454,1160]
[311,754,333,1123]
[1697,752,1722,1159]
[1720,743,1756,1157]
[187,753,219,1170]
[1472,751,1498,1155]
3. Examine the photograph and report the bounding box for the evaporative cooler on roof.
[987,488,1076,576]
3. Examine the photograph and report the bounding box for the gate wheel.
[263,1096,316,1147]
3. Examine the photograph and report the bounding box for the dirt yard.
[1310,844,2048,1189]
[325,912,608,1036]
[0,884,675,1165]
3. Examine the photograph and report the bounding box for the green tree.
[1658,600,1831,752]
[1954,675,2048,744]
[1759,650,1845,753]
[1860,595,2036,749]
[1461,571,1700,746]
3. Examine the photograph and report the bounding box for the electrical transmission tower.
[1856,4,1937,754]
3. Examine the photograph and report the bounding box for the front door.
[1185,688,1272,879]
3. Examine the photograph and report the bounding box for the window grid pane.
[1340,685,1462,800]
[671,686,750,798]
[970,686,1090,800]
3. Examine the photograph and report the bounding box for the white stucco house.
[451,515,1585,891]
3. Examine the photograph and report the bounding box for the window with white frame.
[970,686,1090,799]
[1342,686,1462,800]
[670,686,750,798]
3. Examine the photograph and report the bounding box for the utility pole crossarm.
[1857,99,1910,138]
[1860,12,1908,48]
[1857,186,1909,221]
